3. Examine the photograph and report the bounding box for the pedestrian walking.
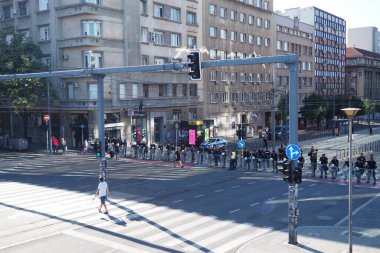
[319,154,328,178]
[190,146,196,164]
[150,142,156,160]
[52,136,59,153]
[366,154,377,185]
[229,149,237,170]
[329,156,339,179]
[95,177,110,214]
[174,148,184,168]
[61,137,67,154]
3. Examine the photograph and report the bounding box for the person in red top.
[52,136,59,153]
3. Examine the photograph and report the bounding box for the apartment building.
[0,0,201,147]
[274,13,314,126]
[348,27,380,54]
[284,7,346,97]
[202,0,274,137]
[346,47,380,103]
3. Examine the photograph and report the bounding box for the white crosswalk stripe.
[0,180,265,253]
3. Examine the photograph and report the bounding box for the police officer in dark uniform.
[319,154,328,178]
[367,155,377,185]
[150,142,156,160]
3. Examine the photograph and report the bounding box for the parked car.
[275,125,289,139]
[200,137,228,149]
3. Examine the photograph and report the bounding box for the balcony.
[57,36,122,48]
[55,3,122,18]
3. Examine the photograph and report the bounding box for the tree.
[0,33,48,138]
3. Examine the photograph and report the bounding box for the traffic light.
[293,166,302,184]
[187,50,202,80]
[282,160,293,184]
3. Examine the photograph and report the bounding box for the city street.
[1,130,380,253]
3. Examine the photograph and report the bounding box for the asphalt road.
[0,144,379,252]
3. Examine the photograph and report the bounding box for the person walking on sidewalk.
[319,154,329,178]
[61,137,67,154]
[367,155,377,185]
[95,177,110,214]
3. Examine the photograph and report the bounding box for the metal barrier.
[337,140,380,159]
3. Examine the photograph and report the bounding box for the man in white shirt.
[95,177,110,214]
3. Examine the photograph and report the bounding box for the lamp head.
[341,108,361,118]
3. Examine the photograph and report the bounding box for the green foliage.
[0,33,48,113]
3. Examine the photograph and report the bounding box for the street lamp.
[341,107,360,253]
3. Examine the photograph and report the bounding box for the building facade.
[346,47,380,103]
[348,27,380,54]
[273,13,314,127]
[283,7,346,97]
[201,0,274,137]
[0,0,202,147]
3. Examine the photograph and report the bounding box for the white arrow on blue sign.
[286,144,301,160]
[237,140,246,149]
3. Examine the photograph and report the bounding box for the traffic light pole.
[287,62,299,244]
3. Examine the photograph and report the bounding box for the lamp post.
[341,107,360,253]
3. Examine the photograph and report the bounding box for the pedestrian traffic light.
[293,166,302,184]
[282,160,293,184]
[187,50,202,80]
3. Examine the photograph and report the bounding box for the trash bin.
[14,139,28,151]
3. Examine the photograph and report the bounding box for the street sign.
[237,140,245,149]
[286,144,301,160]
[80,124,85,129]
[43,114,50,122]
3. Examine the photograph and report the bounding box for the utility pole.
[47,80,52,154]
[272,64,276,150]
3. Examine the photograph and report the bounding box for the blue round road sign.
[286,144,301,160]
[237,140,246,149]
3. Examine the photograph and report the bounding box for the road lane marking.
[334,193,380,227]
[298,188,304,191]
[229,209,241,214]
[214,189,224,193]
[310,184,317,187]
[249,203,259,207]
[172,199,183,203]
[267,197,277,201]
[195,194,204,198]
[232,185,240,189]
[282,192,288,196]
[248,181,256,184]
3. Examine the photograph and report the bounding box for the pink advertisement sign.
[189,129,196,145]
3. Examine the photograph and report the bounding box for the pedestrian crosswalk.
[0,181,272,253]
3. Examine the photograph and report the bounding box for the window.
[277,40,281,50]
[82,21,101,36]
[220,7,226,18]
[231,52,237,59]
[170,7,180,22]
[141,27,148,43]
[230,93,238,102]
[264,20,270,29]
[239,13,246,23]
[187,11,197,25]
[264,38,270,47]
[256,36,262,45]
[142,84,149,97]
[248,35,254,44]
[283,42,289,51]
[170,34,180,47]
[221,72,227,81]
[209,4,216,15]
[248,16,254,25]
[172,84,177,97]
[140,0,147,15]
[153,4,163,18]
[159,84,167,97]
[39,26,50,41]
[210,27,217,37]
[222,93,229,103]
[211,93,218,103]
[264,1,269,10]
[231,31,237,41]
[154,32,164,45]
[210,70,217,81]
[230,10,237,20]
[220,51,227,60]
[142,55,149,65]
[265,74,270,82]
[89,84,97,100]
[84,51,102,68]
[187,36,197,48]
[154,57,165,65]
[132,84,138,98]
[240,73,246,83]
[39,0,48,11]
[210,49,217,59]
[257,73,261,83]
[67,83,75,100]
[220,29,227,39]
[256,0,262,8]
[19,2,28,16]
[119,84,126,99]
[189,108,197,120]
[231,72,237,83]
[189,84,197,97]
[5,34,13,44]
[173,109,181,121]
[3,6,12,19]
[182,84,187,97]
[256,17,262,27]
[240,33,246,43]
[85,0,100,4]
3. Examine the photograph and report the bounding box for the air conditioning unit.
[62,54,69,60]
[74,82,79,88]
[149,32,156,42]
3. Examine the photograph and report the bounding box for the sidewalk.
[236,226,380,253]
